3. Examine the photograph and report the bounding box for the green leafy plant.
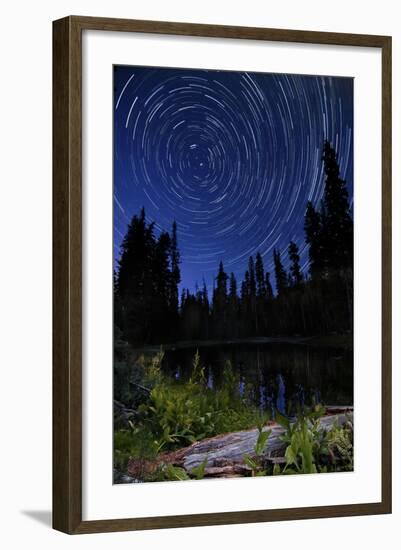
[283,419,317,474]
[243,424,272,476]
[141,383,219,452]
[160,464,190,481]
[275,406,353,475]
[144,348,165,386]
[135,357,267,456]
[191,457,208,480]
[324,415,353,471]
[114,350,353,482]
[189,349,206,385]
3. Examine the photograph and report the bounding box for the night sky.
[114,65,353,294]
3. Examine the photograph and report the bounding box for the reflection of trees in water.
[162,343,353,413]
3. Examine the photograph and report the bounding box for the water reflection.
[161,342,353,415]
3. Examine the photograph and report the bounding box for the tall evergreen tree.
[153,231,171,334]
[304,142,353,278]
[228,272,239,337]
[321,140,353,270]
[213,263,228,310]
[288,241,303,286]
[170,221,181,312]
[229,272,238,300]
[248,256,257,298]
[273,248,287,296]
[180,287,186,311]
[265,271,273,299]
[201,278,210,339]
[216,261,228,296]
[116,208,157,344]
[304,200,324,277]
[201,278,209,309]
[213,261,228,337]
[241,270,250,301]
[255,252,266,297]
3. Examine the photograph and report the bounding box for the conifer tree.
[248,256,256,298]
[288,241,303,286]
[201,278,209,309]
[213,262,228,311]
[273,248,287,296]
[321,140,353,270]
[213,261,228,337]
[241,270,250,301]
[265,271,273,299]
[304,142,353,278]
[153,231,171,338]
[170,221,181,311]
[116,208,157,344]
[229,272,238,300]
[304,200,323,277]
[255,252,266,297]
[180,287,186,311]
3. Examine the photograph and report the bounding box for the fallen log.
[148,408,353,477]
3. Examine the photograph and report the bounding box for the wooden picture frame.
[53,15,392,534]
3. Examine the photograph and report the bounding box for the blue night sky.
[113,65,353,295]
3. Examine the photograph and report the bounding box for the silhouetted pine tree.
[321,141,353,270]
[214,261,228,303]
[247,256,258,332]
[152,230,171,340]
[169,221,181,334]
[273,249,287,296]
[201,279,210,339]
[305,142,352,278]
[241,270,250,301]
[229,272,238,300]
[116,208,157,344]
[248,256,256,298]
[240,269,251,335]
[213,261,228,337]
[228,273,239,337]
[304,201,324,277]
[201,279,209,308]
[265,272,273,299]
[288,241,303,286]
[180,287,186,311]
[255,252,266,298]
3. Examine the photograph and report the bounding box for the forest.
[114,141,353,347]
[113,141,354,483]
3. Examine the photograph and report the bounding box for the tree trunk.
[129,408,353,478]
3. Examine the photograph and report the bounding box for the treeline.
[114,209,181,344]
[115,141,353,346]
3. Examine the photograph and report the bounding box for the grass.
[114,350,353,482]
[114,350,268,476]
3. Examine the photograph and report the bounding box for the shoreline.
[131,333,353,354]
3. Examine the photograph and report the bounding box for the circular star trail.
[114,66,353,292]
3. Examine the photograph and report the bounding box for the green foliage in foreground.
[114,352,268,475]
[240,406,353,478]
[273,406,353,476]
[143,355,266,454]
[114,352,353,482]
[243,425,272,476]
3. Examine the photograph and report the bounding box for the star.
[114,66,353,294]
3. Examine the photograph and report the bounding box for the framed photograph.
[53,16,392,534]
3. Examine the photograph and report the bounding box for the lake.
[160,341,353,415]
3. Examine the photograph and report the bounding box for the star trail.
[114,65,353,294]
